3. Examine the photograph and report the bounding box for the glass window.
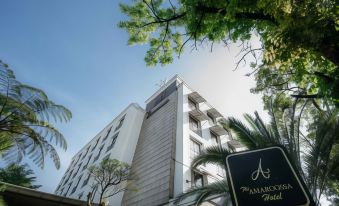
[102,126,112,142]
[192,172,204,187]
[78,192,84,200]
[91,137,101,151]
[74,154,82,166]
[59,187,64,196]
[115,116,125,131]
[71,175,83,195]
[73,164,82,178]
[65,182,72,196]
[207,113,215,125]
[210,132,219,145]
[63,169,73,186]
[82,146,91,160]
[106,132,119,152]
[188,98,197,110]
[82,174,91,188]
[190,139,201,160]
[103,154,110,161]
[93,145,104,162]
[189,116,201,136]
[82,154,92,171]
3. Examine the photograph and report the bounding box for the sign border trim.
[225,146,310,206]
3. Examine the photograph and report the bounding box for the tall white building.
[55,75,244,206]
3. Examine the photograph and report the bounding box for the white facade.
[54,103,145,204]
[55,75,244,206]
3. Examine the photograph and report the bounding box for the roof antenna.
[155,78,168,88]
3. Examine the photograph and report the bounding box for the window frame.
[189,138,202,161]
[106,132,119,152]
[91,137,101,152]
[189,115,202,136]
[210,132,219,145]
[188,97,198,110]
[115,115,125,132]
[191,171,205,188]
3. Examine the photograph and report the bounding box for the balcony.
[227,140,245,151]
[209,125,228,136]
[207,108,223,120]
[189,109,209,121]
[188,92,206,103]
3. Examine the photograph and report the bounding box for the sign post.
[225,146,315,206]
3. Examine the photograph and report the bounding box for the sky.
[0,0,268,193]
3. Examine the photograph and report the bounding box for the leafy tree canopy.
[119,0,339,106]
[0,163,41,189]
[0,60,72,169]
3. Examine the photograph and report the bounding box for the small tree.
[87,158,133,205]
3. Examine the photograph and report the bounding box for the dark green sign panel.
[225,146,315,206]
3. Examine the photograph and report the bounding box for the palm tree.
[174,99,338,205]
[174,146,231,205]
[0,60,72,169]
[0,163,41,189]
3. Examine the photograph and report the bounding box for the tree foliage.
[0,163,41,189]
[119,0,339,106]
[228,100,338,204]
[0,60,72,169]
[87,158,133,205]
[174,99,338,205]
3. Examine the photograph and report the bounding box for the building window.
[56,184,61,191]
[93,145,104,162]
[82,146,91,160]
[115,116,125,131]
[103,154,110,161]
[91,137,101,152]
[192,171,204,187]
[73,164,82,178]
[207,113,215,125]
[82,174,91,188]
[188,98,197,110]
[189,116,201,136]
[71,175,83,195]
[74,154,82,166]
[190,139,201,161]
[82,154,92,171]
[65,182,72,196]
[106,132,119,152]
[59,188,64,196]
[102,126,112,142]
[78,192,84,200]
[210,132,219,145]
[63,169,73,186]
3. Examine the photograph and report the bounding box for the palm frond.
[0,61,71,169]
[227,117,261,149]
[174,180,229,205]
[191,146,230,169]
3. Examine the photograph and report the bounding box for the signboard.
[225,146,315,206]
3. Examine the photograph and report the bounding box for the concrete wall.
[122,90,178,206]
[173,82,227,205]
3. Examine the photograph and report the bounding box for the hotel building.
[54,75,244,206]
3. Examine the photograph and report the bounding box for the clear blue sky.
[0,0,266,193]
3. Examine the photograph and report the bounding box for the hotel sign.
[225,146,315,206]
